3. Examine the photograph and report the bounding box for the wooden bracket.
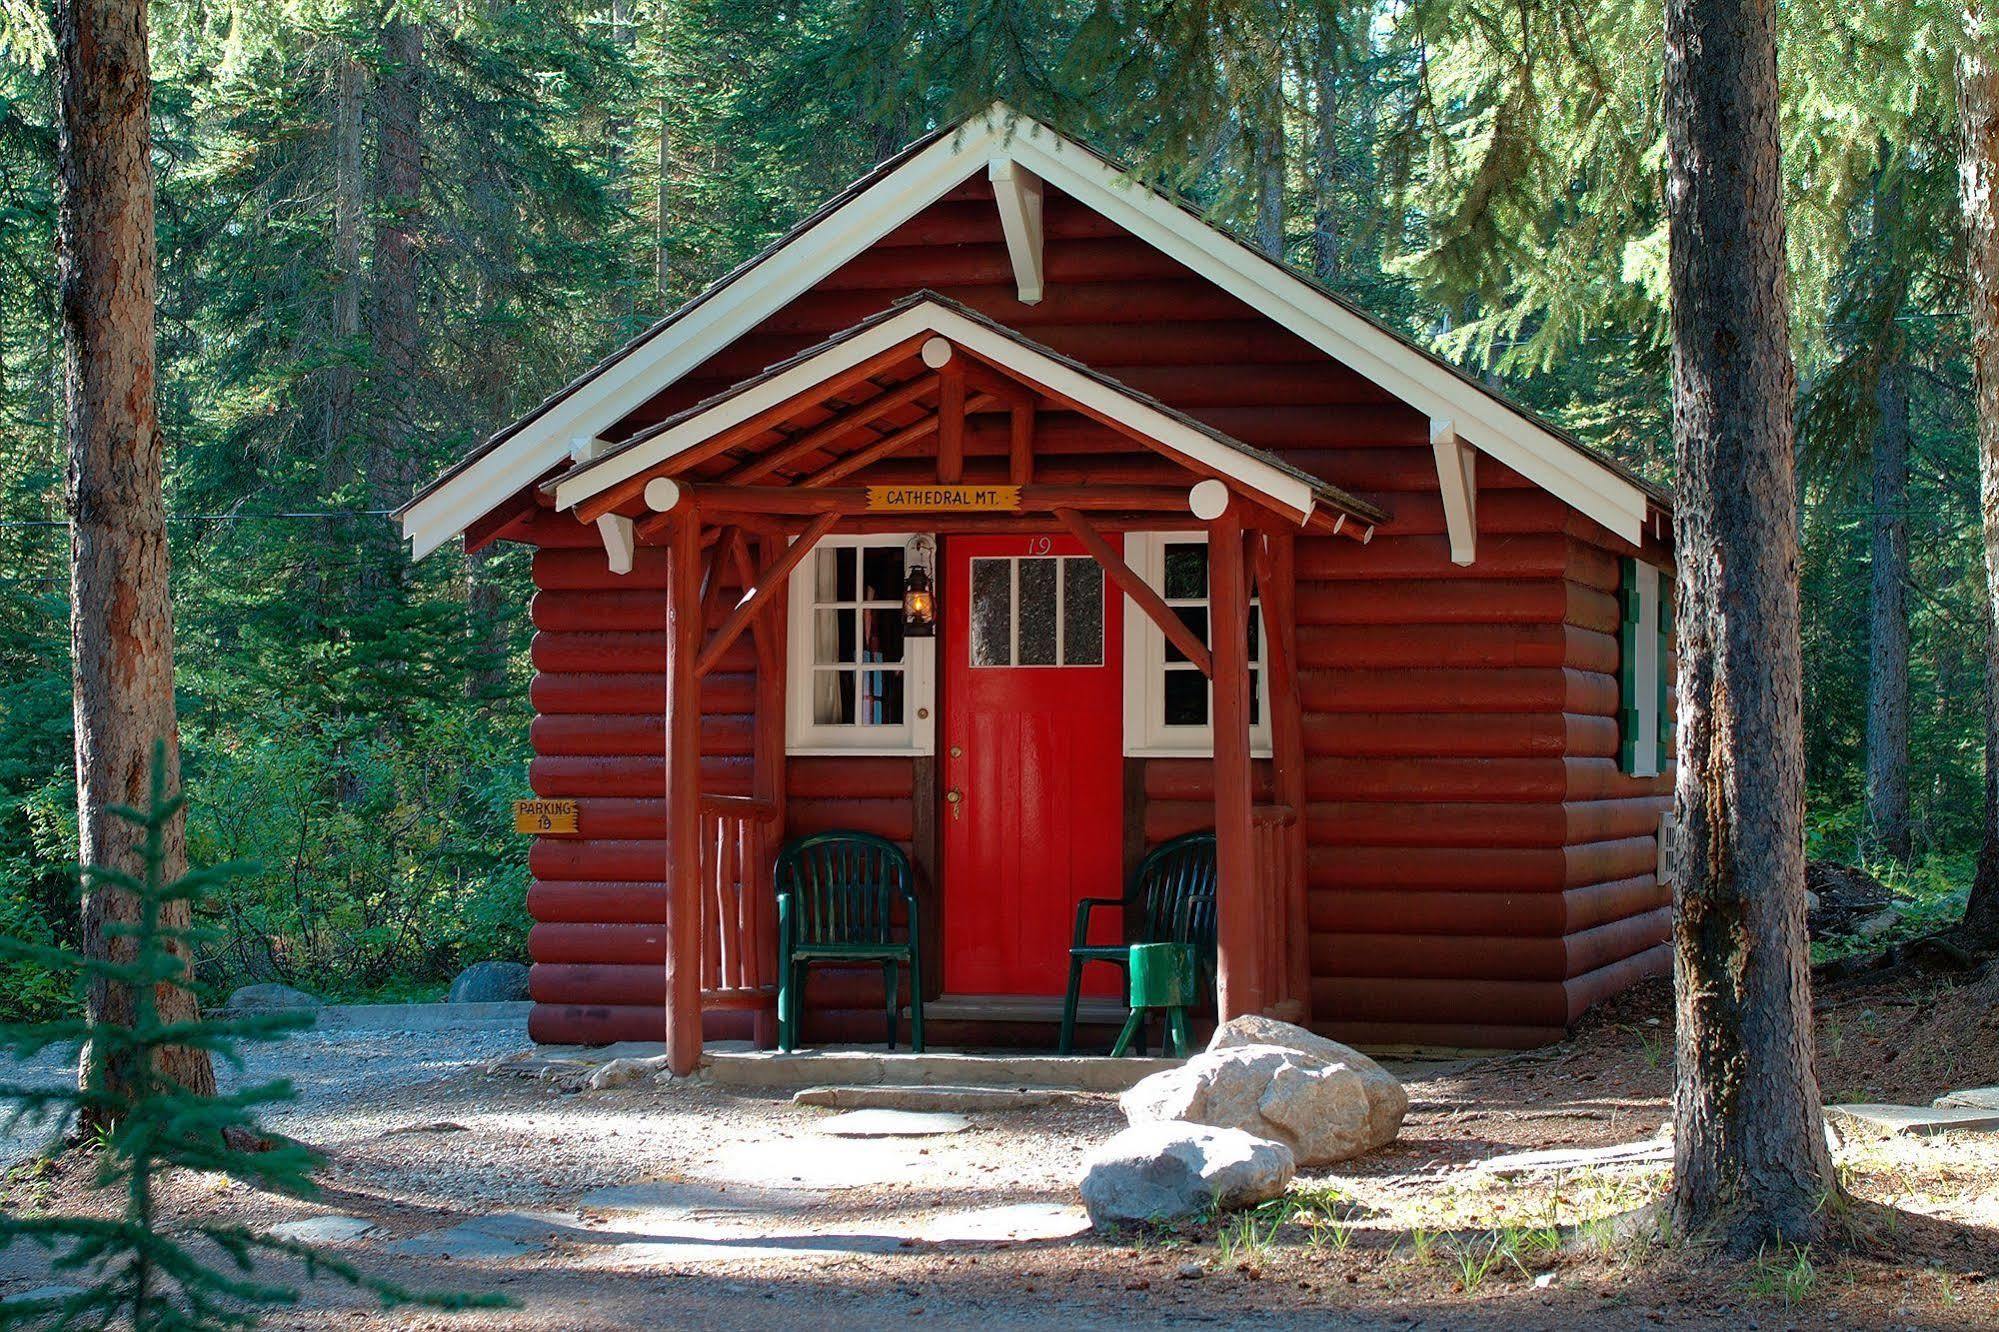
[1431,417,1477,566]
[988,158,1045,304]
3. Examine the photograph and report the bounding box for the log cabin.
[398,105,1677,1075]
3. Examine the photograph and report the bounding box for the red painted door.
[942,534,1124,996]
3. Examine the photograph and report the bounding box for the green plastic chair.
[774,830,924,1053]
[1058,830,1217,1055]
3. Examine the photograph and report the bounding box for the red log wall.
[515,176,1672,1049]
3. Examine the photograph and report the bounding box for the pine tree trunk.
[655,0,675,305]
[368,18,424,514]
[325,52,366,465]
[1253,98,1285,262]
[1662,0,1832,1250]
[1961,9,1999,942]
[55,0,214,1110]
[1864,355,1912,861]
[1312,24,1342,285]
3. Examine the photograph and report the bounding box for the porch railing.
[1251,802,1304,1020]
[696,794,780,1012]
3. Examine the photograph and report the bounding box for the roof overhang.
[401,103,1662,559]
[548,295,1385,537]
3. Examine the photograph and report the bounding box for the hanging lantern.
[902,563,936,638]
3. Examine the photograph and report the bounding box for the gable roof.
[548,291,1389,536]
[399,104,1666,559]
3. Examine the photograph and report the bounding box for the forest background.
[0,0,1969,1015]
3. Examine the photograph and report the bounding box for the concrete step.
[701,1048,1179,1093]
[792,1083,1094,1112]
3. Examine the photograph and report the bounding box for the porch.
[543,293,1387,1075]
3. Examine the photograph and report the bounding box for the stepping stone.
[267,1215,376,1244]
[1478,1135,1672,1178]
[581,1179,819,1217]
[1826,1103,1999,1137]
[385,1220,543,1262]
[921,1202,1092,1243]
[1937,1086,1999,1111]
[702,1137,932,1190]
[594,1231,907,1268]
[794,1084,1084,1112]
[818,1108,971,1137]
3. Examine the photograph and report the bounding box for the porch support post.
[747,530,787,1048]
[1009,398,1035,485]
[664,503,705,1077]
[937,358,966,483]
[1255,529,1311,1023]
[1209,500,1264,1020]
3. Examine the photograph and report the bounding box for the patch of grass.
[1405,1226,1438,1265]
[1449,1233,1508,1292]
[1742,1242,1818,1304]
[1215,1207,1284,1270]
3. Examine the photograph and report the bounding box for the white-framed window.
[1618,557,1668,779]
[1122,531,1271,757]
[786,533,936,754]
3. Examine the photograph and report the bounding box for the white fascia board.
[551,298,1319,522]
[401,121,1001,559]
[551,305,937,511]
[998,131,1651,543]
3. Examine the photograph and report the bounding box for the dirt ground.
[4,977,1997,1330]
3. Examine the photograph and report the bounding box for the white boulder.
[1121,1017,1407,1166]
[1078,1121,1294,1228]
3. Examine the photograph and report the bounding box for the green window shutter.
[1617,557,1641,775]
[1655,581,1673,774]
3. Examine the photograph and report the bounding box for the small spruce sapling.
[0,742,503,1328]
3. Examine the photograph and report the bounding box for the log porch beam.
[720,374,940,486]
[1053,506,1214,678]
[693,509,840,679]
[570,334,930,524]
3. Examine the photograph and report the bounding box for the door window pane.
[1016,557,1059,666]
[1062,557,1103,665]
[971,558,1012,667]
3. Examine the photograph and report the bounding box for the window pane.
[1062,558,1103,665]
[860,545,905,603]
[815,546,855,602]
[1166,606,1208,663]
[815,608,857,665]
[1163,543,1208,601]
[1247,613,1261,661]
[971,558,1012,666]
[1163,669,1208,726]
[861,608,905,664]
[1249,671,1261,726]
[812,669,856,725]
[1017,557,1058,665]
[861,668,905,725]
